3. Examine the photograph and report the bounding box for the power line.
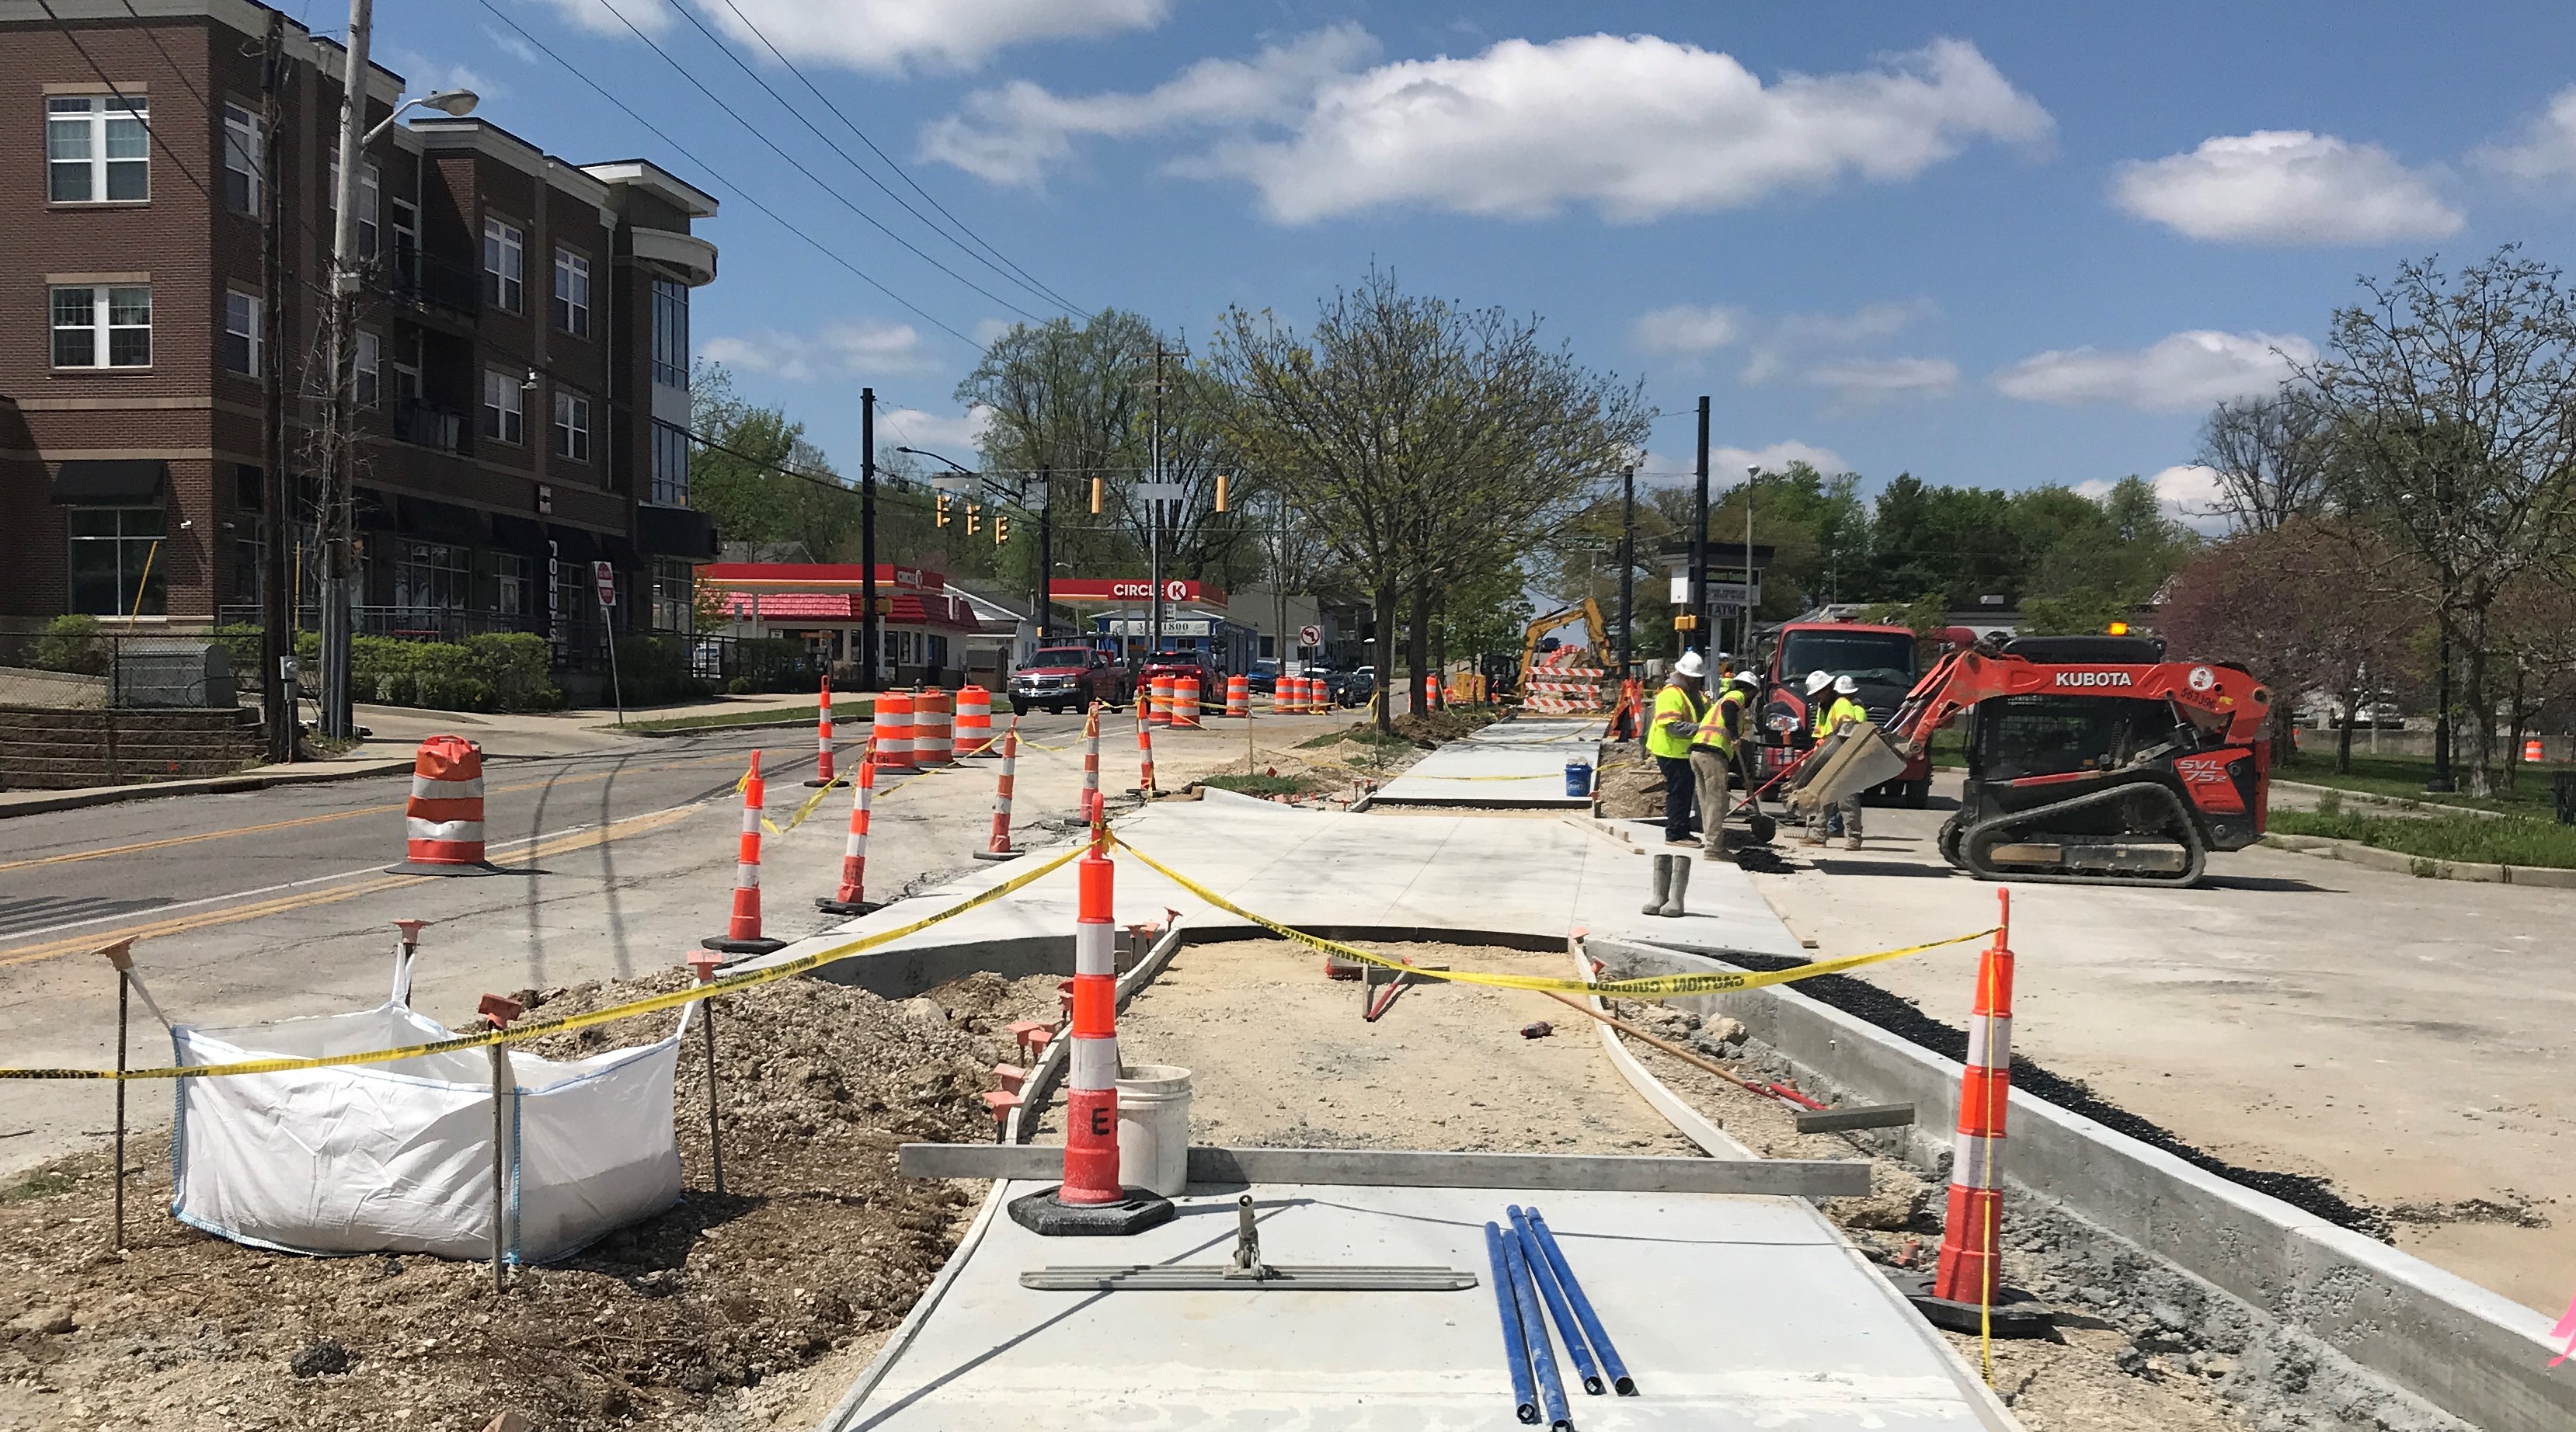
[705,0,1083,318]
[474,0,980,348]
[601,0,1050,325]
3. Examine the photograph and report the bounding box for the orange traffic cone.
[703,752,786,957]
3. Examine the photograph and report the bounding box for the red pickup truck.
[1008,645,1130,715]
[1755,620,1934,806]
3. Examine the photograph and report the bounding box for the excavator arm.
[1516,598,1610,692]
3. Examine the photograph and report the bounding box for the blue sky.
[372,1,2576,519]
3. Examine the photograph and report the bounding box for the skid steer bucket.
[1784,722,1909,816]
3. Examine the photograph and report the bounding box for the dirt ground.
[0,969,1060,1432]
[1110,938,1700,1156]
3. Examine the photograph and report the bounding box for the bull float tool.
[1509,1206,1604,1395]
[1497,1213,1575,1430]
[1485,1222,1540,1424]
[1523,1206,1638,1396]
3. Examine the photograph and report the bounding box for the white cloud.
[1638,440,1850,481]
[482,24,540,66]
[1993,330,2315,412]
[525,0,670,40]
[700,320,938,380]
[2473,85,2576,187]
[1804,356,1957,401]
[879,405,994,456]
[708,0,1172,75]
[928,33,2051,222]
[384,50,504,103]
[2079,464,2231,535]
[921,25,1377,186]
[2111,130,2461,245]
[1631,304,1744,355]
[970,318,1019,346]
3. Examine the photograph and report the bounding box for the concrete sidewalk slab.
[0,753,416,819]
[838,1180,2015,1430]
[1370,718,1603,808]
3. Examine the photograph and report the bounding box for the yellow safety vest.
[1711,687,1751,748]
[1647,683,1707,760]
[1694,689,1739,753]
[1813,695,1868,738]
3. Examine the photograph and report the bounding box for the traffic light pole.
[860,387,879,692]
[1617,464,1634,680]
[1036,464,1053,641]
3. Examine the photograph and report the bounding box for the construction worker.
[1647,651,1710,847]
[1718,671,1761,792]
[1688,667,1735,857]
[1804,674,1872,850]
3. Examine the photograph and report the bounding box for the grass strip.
[2269,808,2576,870]
[1197,772,1316,798]
[624,703,846,734]
[2276,749,2562,816]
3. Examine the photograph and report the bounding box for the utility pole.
[860,388,878,690]
[1035,464,1052,641]
[1742,466,1757,665]
[318,0,376,740]
[258,13,293,762]
[1617,464,1634,680]
[1689,396,1710,657]
[2425,469,2456,793]
[1147,347,1172,655]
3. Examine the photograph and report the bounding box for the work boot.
[1800,825,1825,847]
[1642,854,1673,916]
[1657,857,1692,917]
[1843,835,1863,851]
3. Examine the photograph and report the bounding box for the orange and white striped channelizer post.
[804,676,837,787]
[388,735,500,875]
[1133,709,1157,797]
[957,685,994,757]
[1175,674,1203,728]
[815,752,879,916]
[1081,701,1102,811]
[1901,888,2050,1335]
[703,751,786,956]
[973,720,1023,861]
[916,687,954,766]
[1225,673,1249,718]
[1008,821,1175,1235]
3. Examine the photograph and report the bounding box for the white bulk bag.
[169,950,686,1263]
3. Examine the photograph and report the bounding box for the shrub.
[728,675,755,696]
[210,624,265,677]
[464,633,561,711]
[30,614,109,675]
[611,633,712,706]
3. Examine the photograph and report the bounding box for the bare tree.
[2296,247,2576,794]
[2196,387,2333,533]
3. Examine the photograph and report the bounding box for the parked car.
[1008,645,1129,715]
[1340,666,1377,707]
[1244,659,1282,695]
[1137,649,1217,700]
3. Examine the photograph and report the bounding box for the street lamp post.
[1617,464,1634,680]
[1742,465,1759,666]
[1690,396,1710,657]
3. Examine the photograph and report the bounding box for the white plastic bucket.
[1115,1063,1192,1197]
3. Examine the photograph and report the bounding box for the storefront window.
[650,558,694,633]
[492,551,527,617]
[67,506,165,615]
[392,540,468,610]
[649,421,690,506]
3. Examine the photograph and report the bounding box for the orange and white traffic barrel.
[1175,675,1202,728]
[1899,888,2049,1333]
[872,690,915,770]
[973,720,1023,861]
[1147,674,1174,726]
[915,687,954,766]
[815,752,878,916]
[1225,674,1249,718]
[957,685,994,758]
[704,751,786,956]
[1007,822,1174,1235]
[390,735,498,874]
[804,675,838,787]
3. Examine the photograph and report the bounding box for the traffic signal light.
[935,493,952,528]
[966,502,982,536]
[1089,476,1103,513]
[995,513,1011,545]
[1213,473,1230,513]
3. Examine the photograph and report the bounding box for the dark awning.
[636,503,719,561]
[352,487,399,532]
[50,459,166,503]
[490,514,543,551]
[398,495,489,544]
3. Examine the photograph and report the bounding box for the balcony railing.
[388,398,470,454]
[376,245,482,322]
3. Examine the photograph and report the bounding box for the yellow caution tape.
[1109,834,1995,1000]
[0,841,1088,1083]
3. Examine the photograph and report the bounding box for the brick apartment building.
[0,0,721,669]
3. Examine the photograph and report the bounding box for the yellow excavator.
[1515,598,1610,696]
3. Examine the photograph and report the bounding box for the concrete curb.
[2261,832,2576,888]
[1588,934,2572,1432]
[2272,777,2515,820]
[0,756,416,819]
[624,713,836,739]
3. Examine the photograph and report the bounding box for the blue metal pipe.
[1510,1205,1604,1395]
[1499,1214,1574,1430]
[1525,1206,1637,1396]
[1484,1222,1539,1424]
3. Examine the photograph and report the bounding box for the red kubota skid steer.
[1884,634,2274,888]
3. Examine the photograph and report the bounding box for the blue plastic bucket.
[1564,761,1593,798]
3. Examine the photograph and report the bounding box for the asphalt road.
[1738,770,2576,1316]
[0,705,1349,1178]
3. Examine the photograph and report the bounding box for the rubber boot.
[1642,854,1673,916]
[1657,856,1691,917]
[1843,835,1863,851]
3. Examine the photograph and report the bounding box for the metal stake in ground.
[1008,822,1175,1236]
[99,937,137,1250]
[478,992,524,1293]
[686,951,726,1195]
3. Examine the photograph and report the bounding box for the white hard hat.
[1804,669,1833,695]
[1672,650,1707,679]
[1732,673,1760,690]
[1834,675,1859,696]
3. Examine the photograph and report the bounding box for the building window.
[231,534,263,606]
[49,95,150,203]
[554,390,591,462]
[649,420,690,506]
[51,284,152,368]
[552,248,590,337]
[650,558,694,633]
[355,330,380,408]
[482,369,524,446]
[393,541,470,610]
[222,103,261,214]
[359,162,380,257]
[222,290,261,374]
[67,506,166,615]
[493,551,527,615]
[650,278,688,388]
[482,217,524,311]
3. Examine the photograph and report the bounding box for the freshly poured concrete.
[1370,718,1604,807]
[840,1181,2016,1430]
